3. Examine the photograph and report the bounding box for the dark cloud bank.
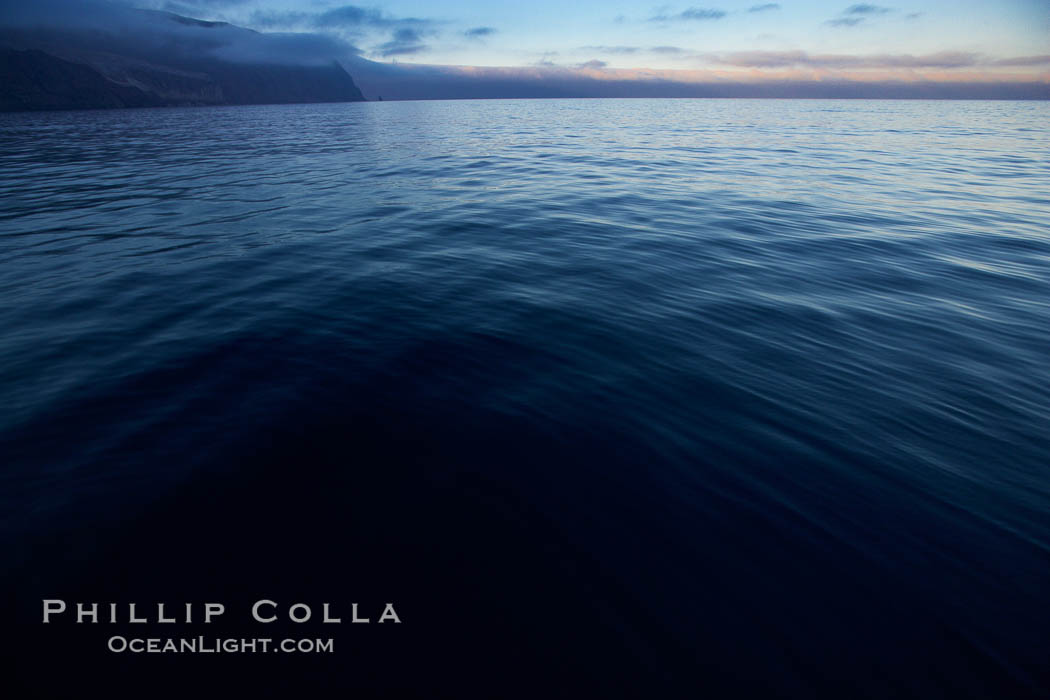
[351,65,1049,102]
[0,0,1046,111]
[707,50,1046,69]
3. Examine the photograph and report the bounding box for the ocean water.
[1,99,1048,697]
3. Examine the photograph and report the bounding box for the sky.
[133,0,1048,80]
[2,0,1047,97]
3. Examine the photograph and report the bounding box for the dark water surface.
[2,99,1049,697]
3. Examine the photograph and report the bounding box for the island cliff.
[0,8,366,111]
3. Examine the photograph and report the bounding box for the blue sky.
[149,0,1048,72]
[6,0,1040,95]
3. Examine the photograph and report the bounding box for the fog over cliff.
[0,0,366,109]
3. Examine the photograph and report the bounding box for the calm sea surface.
[1,99,1049,697]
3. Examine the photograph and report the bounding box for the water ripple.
[1,98,1048,697]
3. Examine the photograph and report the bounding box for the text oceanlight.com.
[107,636,334,654]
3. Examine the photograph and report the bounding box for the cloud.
[247,4,435,32]
[345,59,1050,102]
[152,0,238,18]
[248,10,311,29]
[747,3,780,12]
[708,50,982,69]
[115,0,251,13]
[375,27,427,57]
[680,7,727,20]
[577,59,608,69]
[992,55,1050,67]
[314,6,391,28]
[155,0,250,5]
[314,5,433,31]
[579,45,640,54]
[703,50,1050,70]
[158,0,251,9]
[211,30,364,63]
[826,17,866,26]
[651,46,688,54]
[650,7,727,22]
[825,3,893,26]
[576,46,695,59]
[844,4,891,14]
[238,4,443,59]
[464,26,495,38]
[243,4,440,59]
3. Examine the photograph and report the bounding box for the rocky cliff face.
[0,8,366,111]
[0,49,165,111]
